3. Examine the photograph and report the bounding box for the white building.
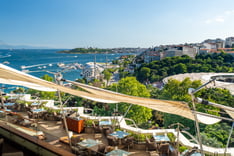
[82,62,105,81]
[162,46,197,59]
[202,43,217,50]
[225,37,234,48]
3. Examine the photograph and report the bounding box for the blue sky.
[1,0,234,48]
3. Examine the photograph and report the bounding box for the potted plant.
[133,133,147,150]
[84,119,94,133]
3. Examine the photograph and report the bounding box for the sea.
[0,49,138,92]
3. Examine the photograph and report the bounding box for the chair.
[71,136,81,146]
[19,119,32,127]
[94,134,102,140]
[2,152,24,156]
[0,138,4,155]
[183,147,199,156]
[145,137,158,151]
[123,136,134,151]
[92,121,102,133]
[158,143,170,156]
[106,136,118,146]
[96,144,106,156]
[103,127,113,136]
[27,111,33,118]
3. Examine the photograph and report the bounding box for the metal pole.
[224,122,234,155]
[191,94,204,155]
[54,73,72,147]
[119,104,133,124]
[94,53,96,80]
[176,123,180,152]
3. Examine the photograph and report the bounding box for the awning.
[0,63,221,124]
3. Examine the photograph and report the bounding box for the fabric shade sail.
[0,63,221,124]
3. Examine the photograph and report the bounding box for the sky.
[1,0,234,49]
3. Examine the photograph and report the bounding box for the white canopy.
[0,63,221,124]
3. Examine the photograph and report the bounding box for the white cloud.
[214,16,225,23]
[205,10,234,24]
[225,10,234,15]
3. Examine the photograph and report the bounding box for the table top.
[32,108,45,113]
[99,120,112,126]
[77,139,101,148]
[110,131,129,139]
[106,149,130,156]
[7,97,18,100]
[4,103,15,106]
[153,135,170,142]
[31,102,40,106]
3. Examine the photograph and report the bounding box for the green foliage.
[59,47,112,54]
[12,87,25,94]
[198,88,234,107]
[103,69,112,85]
[115,77,150,97]
[132,133,151,143]
[167,133,175,142]
[159,78,201,102]
[85,119,93,127]
[136,53,234,82]
[41,74,53,82]
[200,132,223,147]
[138,67,151,82]
[26,74,56,99]
[201,123,234,147]
[179,146,188,152]
[107,77,152,125]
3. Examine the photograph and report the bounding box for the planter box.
[66,117,84,133]
[134,143,146,150]
[85,127,94,133]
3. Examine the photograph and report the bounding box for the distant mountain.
[0,41,52,49]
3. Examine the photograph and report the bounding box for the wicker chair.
[123,136,134,151]
[145,137,158,151]
[158,143,170,156]
[103,127,113,136]
[96,144,106,156]
[0,138,4,155]
[92,121,102,133]
[71,136,81,146]
[27,111,33,118]
[107,136,118,146]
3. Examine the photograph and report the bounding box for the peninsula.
[58,47,146,54]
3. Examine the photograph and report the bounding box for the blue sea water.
[0,49,136,91]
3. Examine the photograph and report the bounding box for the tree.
[108,77,152,125]
[173,63,187,74]
[103,69,112,86]
[159,78,203,134]
[26,74,56,99]
[138,67,151,82]
[201,123,234,147]
[160,78,201,102]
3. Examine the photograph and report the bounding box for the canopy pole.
[224,122,234,155]
[191,94,204,155]
[54,72,72,148]
[119,104,133,124]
